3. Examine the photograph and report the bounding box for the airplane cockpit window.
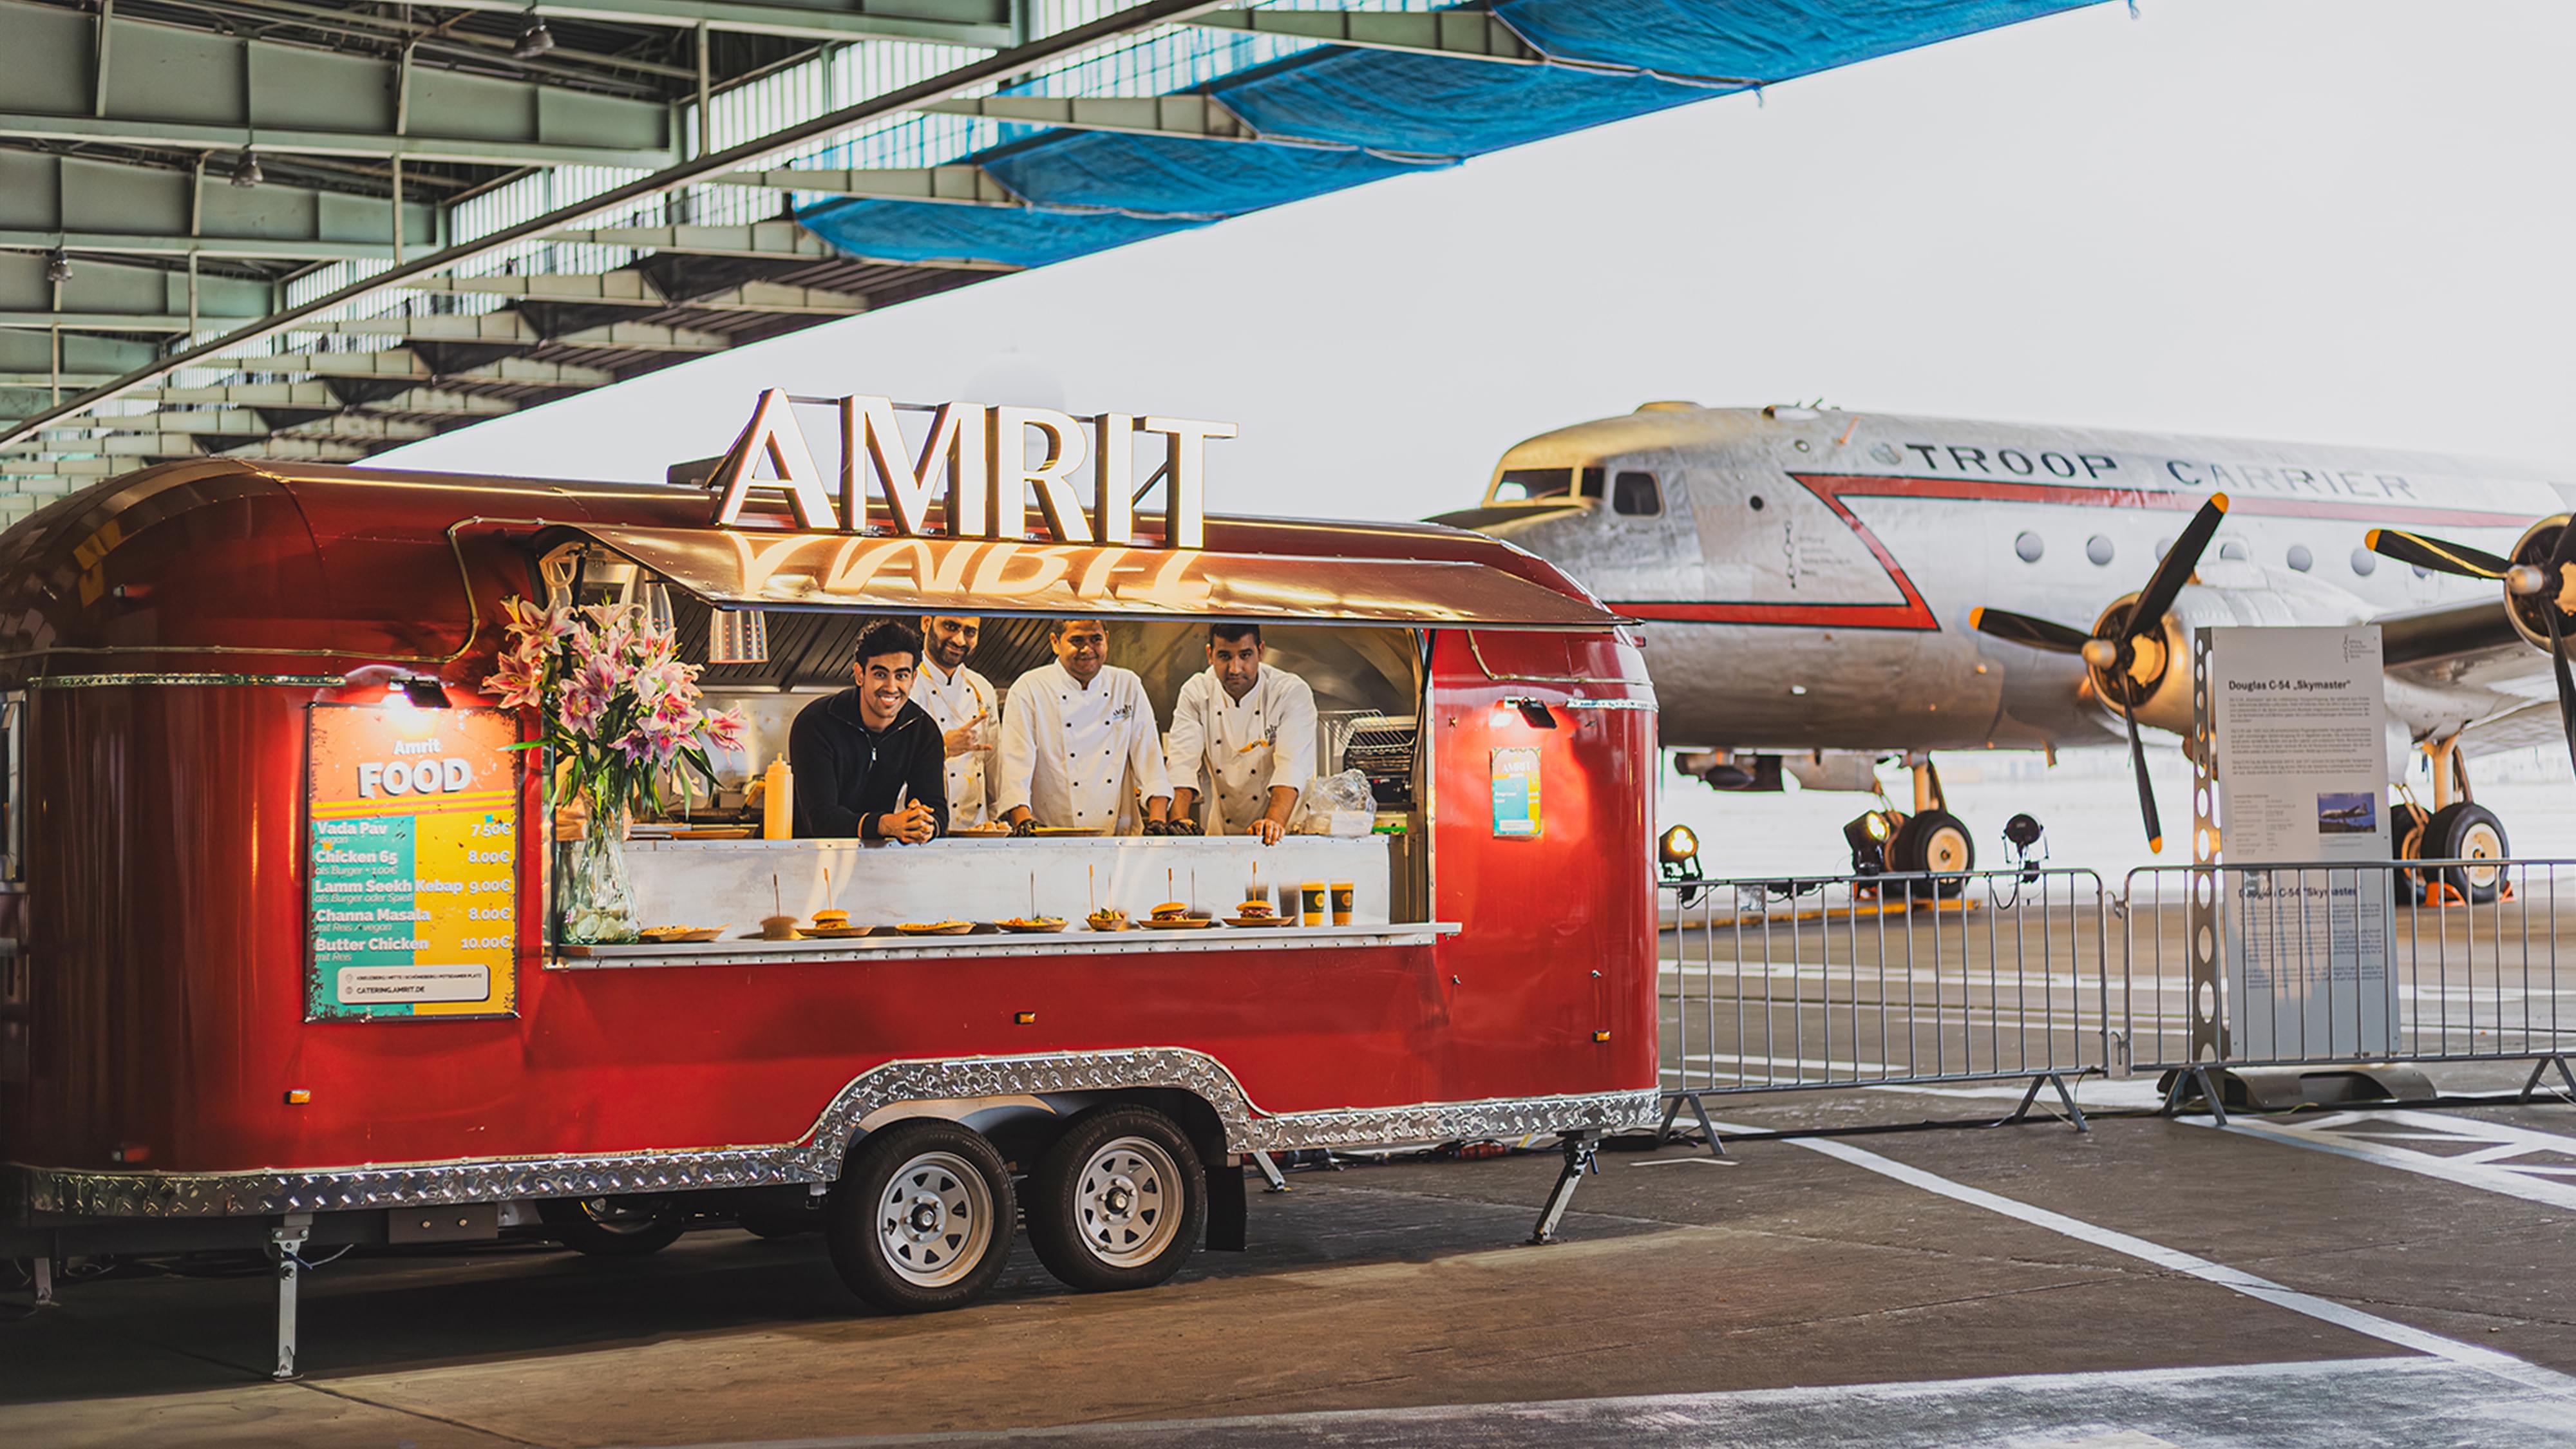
[1612,471,1661,515]
[1493,467,1605,503]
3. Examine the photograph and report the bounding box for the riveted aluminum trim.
[5,1048,1658,1220]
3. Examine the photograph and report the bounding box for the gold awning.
[565,525,1627,630]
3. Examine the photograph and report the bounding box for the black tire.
[1025,1104,1206,1294]
[538,1196,688,1257]
[1885,809,1974,899]
[2423,802,2509,904]
[825,1119,1017,1314]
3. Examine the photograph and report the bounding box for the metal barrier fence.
[2118,858,2576,1117]
[1658,867,2113,1142]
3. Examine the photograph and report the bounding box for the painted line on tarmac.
[1724,1121,2576,1396]
[2185,1109,2576,1213]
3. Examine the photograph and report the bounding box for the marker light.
[1658,824,1701,882]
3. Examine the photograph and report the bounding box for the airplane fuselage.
[1455,406,2574,755]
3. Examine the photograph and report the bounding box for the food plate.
[798,924,873,939]
[639,925,726,943]
[1030,826,1104,838]
[896,920,976,936]
[667,826,753,840]
[1139,916,1217,931]
[951,823,1012,838]
[996,917,1066,934]
[1085,914,1132,932]
[1222,915,1295,929]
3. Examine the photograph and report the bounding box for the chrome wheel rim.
[1075,1135,1182,1268]
[876,1150,992,1288]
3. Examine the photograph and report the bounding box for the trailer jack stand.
[1248,1149,1290,1193]
[1529,1130,1601,1245]
[271,1214,311,1381]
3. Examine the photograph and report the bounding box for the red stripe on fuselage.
[1614,473,2540,632]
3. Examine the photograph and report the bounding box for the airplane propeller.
[1967,494,2231,854]
[2367,523,2576,775]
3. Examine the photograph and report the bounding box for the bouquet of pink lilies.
[486,595,750,817]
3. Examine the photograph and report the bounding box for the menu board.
[305,703,522,1021]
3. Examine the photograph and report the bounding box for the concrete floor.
[7,1066,2576,1447]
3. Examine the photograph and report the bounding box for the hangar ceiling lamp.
[44,249,71,284]
[230,149,263,188]
[514,13,557,59]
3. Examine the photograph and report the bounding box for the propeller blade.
[2365,527,2511,581]
[2120,687,2163,855]
[1969,606,2092,654]
[2544,596,2576,779]
[2125,495,2230,643]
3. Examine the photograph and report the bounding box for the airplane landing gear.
[1885,754,1973,897]
[2398,739,2510,905]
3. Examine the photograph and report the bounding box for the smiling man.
[996,618,1171,836]
[789,618,948,842]
[909,614,999,829]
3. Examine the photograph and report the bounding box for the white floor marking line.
[1716,1121,2576,1397]
[2190,1108,2576,1213]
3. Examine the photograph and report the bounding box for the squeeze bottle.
[762,756,794,840]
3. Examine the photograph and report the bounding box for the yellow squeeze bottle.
[762,756,793,840]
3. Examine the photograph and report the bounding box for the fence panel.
[1660,868,2114,1108]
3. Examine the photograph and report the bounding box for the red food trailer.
[0,399,1660,1375]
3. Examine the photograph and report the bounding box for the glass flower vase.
[557,798,639,944]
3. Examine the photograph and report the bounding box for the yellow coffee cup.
[1300,880,1327,927]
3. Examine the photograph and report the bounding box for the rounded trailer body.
[0,459,1658,1336]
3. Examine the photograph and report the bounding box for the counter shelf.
[553,920,1459,968]
[581,833,1400,962]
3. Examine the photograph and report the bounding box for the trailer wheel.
[1026,1105,1206,1293]
[539,1196,688,1257]
[826,1119,1016,1314]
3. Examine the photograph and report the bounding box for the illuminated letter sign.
[708,391,1227,549]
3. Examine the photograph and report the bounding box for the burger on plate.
[1150,900,1191,923]
[1233,898,1275,921]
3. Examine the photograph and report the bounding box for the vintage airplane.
[1434,403,2576,891]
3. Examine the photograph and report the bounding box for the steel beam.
[283,314,733,352]
[392,274,869,316]
[0,0,676,166]
[3,0,1235,445]
[406,0,1012,48]
[542,222,836,260]
[921,93,1257,143]
[45,410,435,442]
[221,438,375,463]
[1183,9,1543,65]
[0,153,439,261]
[0,231,402,264]
[710,164,1021,207]
[254,349,621,388]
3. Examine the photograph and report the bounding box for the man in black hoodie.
[790,619,949,842]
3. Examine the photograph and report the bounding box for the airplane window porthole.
[2287,544,2313,573]
[2412,564,2431,580]
[2217,539,2248,561]
[2351,547,2378,577]
[2014,531,2045,564]
[2085,535,2114,566]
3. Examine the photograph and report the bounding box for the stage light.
[44,249,70,284]
[513,14,556,58]
[2003,813,2045,851]
[230,149,263,187]
[1843,810,1897,875]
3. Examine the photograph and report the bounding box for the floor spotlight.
[44,248,71,284]
[231,149,263,187]
[1843,809,1898,875]
[513,14,556,58]
[1658,824,1702,883]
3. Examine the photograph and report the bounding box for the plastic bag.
[1291,769,1375,835]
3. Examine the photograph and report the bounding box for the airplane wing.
[2374,596,2572,756]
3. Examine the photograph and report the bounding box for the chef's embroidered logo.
[1111,705,1135,722]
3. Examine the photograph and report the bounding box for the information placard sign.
[305,703,521,1021]
[2205,625,2396,1059]
[1492,746,1542,838]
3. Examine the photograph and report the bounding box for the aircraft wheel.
[539,1196,688,1257]
[2423,802,2510,905]
[1886,809,1974,899]
[826,1119,1016,1314]
[1026,1105,1206,1294]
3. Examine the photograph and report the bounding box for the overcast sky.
[375,0,2576,523]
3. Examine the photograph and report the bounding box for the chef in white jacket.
[1166,622,1319,844]
[997,618,1173,835]
[909,614,999,828]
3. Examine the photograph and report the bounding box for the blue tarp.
[799,0,2098,269]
